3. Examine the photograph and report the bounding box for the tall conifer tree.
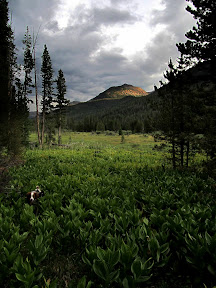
[22,26,34,98]
[41,45,53,145]
[55,69,68,145]
[0,0,11,151]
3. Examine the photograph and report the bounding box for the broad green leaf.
[122,278,130,288]
[208,265,215,276]
[205,231,212,246]
[131,258,142,279]
[93,260,108,281]
[136,275,152,283]
[156,249,160,262]
[15,273,28,283]
[143,218,149,225]
[86,280,93,288]
[160,243,169,254]
[96,247,106,262]
[35,234,43,249]
[111,250,120,266]
[77,276,86,288]
[109,269,120,282]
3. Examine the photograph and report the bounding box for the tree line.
[64,95,155,133]
[0,0,69,155]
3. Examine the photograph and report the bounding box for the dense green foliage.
[0,135,216,287]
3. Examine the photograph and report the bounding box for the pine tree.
[55,69,68,145]
[41,44,53,145]
[177,0,216,171]
[0,0,11,151]
[22,26,34,98]
[177,0,216,64]
[0,0,29,155]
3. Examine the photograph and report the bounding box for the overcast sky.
[8,0,196,108]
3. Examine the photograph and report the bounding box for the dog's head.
[26,186,45,205]
[35,186,45,197]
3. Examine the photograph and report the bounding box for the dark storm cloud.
[9,0,58,35]
[8,0,196,107]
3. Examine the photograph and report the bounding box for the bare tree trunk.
[41,107,45,146]
[171,93,176,169]
[32,28,41,147]
[172,139,176,169]
[180,140,184,167]
[186,141,190,167]
[7,29,13,154]
[58,112,62,145]
[34,48,41,147]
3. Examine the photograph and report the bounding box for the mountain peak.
[91,84,148,101]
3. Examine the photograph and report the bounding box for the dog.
[26,186,45,205]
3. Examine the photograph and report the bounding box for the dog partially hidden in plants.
[26,186,45,205]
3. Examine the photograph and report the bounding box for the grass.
[30,131,156,146]
[29,132,166,168]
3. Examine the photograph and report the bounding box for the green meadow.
[1,132,216,287]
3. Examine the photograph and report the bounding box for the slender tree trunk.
[58,125,61,145]
[58,111,62,145]
[7,35,13,153]
[7,64,12,152]
[41,103,45,145]
[24,71,27,99]
[172,138,176,169]
[186,141,190,167]
[180,140,184,167]
[180,89,184,167]
[33,30,42,147]
[171,92,176,169]
[34,48,41,147]
[35,72,41,147]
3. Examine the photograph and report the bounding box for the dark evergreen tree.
[96,120,105,132]
[177,0,216,64]
[55,69,68,144]
[0,0,11,151]
[41,44,53,145]
[177,0,216,171]
[0,0,29,155]
[22,26,34,98]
